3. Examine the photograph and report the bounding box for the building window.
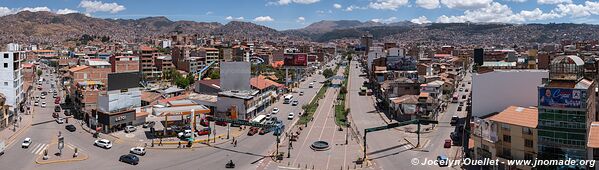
[502,148,511,157]
[3,82,7,86]
[525,139,533,148]
[503,135,511,143]
[525,153,534,160]
[501,124,510,131]
[522,127,532,135]
[3,63,7,68]
[3,54,8,58]
[481,144,489,151]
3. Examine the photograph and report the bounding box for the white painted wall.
[472,70,548,118]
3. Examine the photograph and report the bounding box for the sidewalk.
[0,111,34,146]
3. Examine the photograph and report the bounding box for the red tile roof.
[489,106,538,128]
[68,65,89,72]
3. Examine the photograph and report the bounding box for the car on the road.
[22,138,32,148]
[94,139,112,149]
[259,127,272,135]
[271,108,279,114]
[450,116,459,126]
[288,112,294,120]
[56,118,64,124]
[34,101,39,106]
[309,82,314,88]
[53,94,57,98]
[198,127,211,136]
[200,118,209,127]
[459,88,464,92]
[130,147,146,156]
[465,89,469,92]
[247,127,259,136]
[119,154,139,165]
[41,102,46,108]
[54,98,60,104]
[437,155,449,167]
[299,91,304,96]
[64,110,72,117]
[54,106,61,112]
[41,95,46,99]
[65,125,76,132]
[177,129,193,138]
[444,139,452,148]
[125,126,136,133]
[291,100,299,106]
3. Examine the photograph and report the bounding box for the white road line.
[37,144,48,155]
[30,143,41,153]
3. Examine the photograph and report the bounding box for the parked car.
[119,154,139,165]
[125,126,136,133]
[259,127,272,135]
[216,121,227,126]
[450,116,459,126]
[130,147,146,156]
[41,102,46,108]
[198,127,211,136]
[65,125,76,132]
[444,139,452,148]
[64,110,72,116]
[200,119,209,127]
[299,91,304,96]
[22,138,32,148]
[271,108,279,114]
[308,83,314,88]
[54,106,61,112]
[56,118,64,124]
[94,139,112,149]
[41,95,46,99]
[459,88,464,92]
[288,112,294,120]
[247,127,259,136]
[177,129,193,138]
[34,101,38,106]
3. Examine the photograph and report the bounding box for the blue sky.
[1,0,599,30]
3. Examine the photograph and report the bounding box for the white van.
[251,115,268,124]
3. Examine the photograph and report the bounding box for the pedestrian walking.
[234,140,237,147]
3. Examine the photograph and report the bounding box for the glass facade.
[537,103,588,160]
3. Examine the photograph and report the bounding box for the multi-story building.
[155,55,174,73]
[0,51,25,115]
[199,47,219,65]
[537,55,596,165]
[472,106,538,170]
[92,72,144,133]
[66,59,111,119]
[109,55,139,73]
[134,46,160,82]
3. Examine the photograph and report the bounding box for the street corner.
[35,143,89,165]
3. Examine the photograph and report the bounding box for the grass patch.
[298,83,328,125]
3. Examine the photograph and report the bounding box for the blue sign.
[539,88,586,108]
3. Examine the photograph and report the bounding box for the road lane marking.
[291,89,333,165]
[31,143,41,153]
[37,144,48,155]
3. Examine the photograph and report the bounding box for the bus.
[284,95,293,104]
[359,87,367,96]
[251,115,268,124]
[452,93,459,103]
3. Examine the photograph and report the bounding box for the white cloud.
[436,2,563,23]
[316,10,333,14]
[410,16,432,24]
[440,0,492,9]
[537,0,572,5]
[333,3,342,9]
[253,16,274,22]
[344,5,366,11]
[78,0,125,13]
[506,0,527,2]
[297,16,306,22]
[416,0,440,9]
[20,7,51,12]
[371,16,397,23]
[273,0,320,5]
[56,8,79,14]
[226,16,245,20]
[368,0,409,10]
[555,1,599,17]
[206,11,213,15]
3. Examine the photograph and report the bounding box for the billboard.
[539,88,586,108]
[283,53,308,66]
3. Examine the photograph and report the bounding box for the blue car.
[437,155,449,167]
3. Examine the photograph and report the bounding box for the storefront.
[94,109,136,133]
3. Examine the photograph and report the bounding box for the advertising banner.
[283,53,308,66]
[539,88,586,108]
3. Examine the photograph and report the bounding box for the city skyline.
[0,0,599,30]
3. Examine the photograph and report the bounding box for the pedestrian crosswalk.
[30,143,48,155]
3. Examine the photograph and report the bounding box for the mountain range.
[1,11,599,46]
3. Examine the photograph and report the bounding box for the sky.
[1,0,599,30]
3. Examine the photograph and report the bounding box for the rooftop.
[482,61,517,67]
[489,106,538,128]
[218,90,259,100]
[86,60,111,66]
[68,65,89,72]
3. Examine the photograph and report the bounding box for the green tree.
[322,68,334,78]
[36,70,42,77]
[186,72,196,85]
[209,69,220,79]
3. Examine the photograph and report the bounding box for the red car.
[199,119,209,127]
[197,128,211,136]
[54,97,61,104]
[444,139,452,148]
[247,127,259,136]
[215,121,227,126]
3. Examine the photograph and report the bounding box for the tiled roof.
[68,65,89,72]
[489,106,538,128]
[251,77,283,90]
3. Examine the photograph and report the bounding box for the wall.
[216,96,247,120]
[472,70,548,118]
[220,62,250,91]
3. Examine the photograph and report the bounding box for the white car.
[299,91,304,96]
[41,102,46,108]
[291,100,299,106]
[271,108,279,114]
[22,138,32,148]
[34,101,39,106]
[309,83,314,88]
[56,118,64,124]
[130,147,146,156]
[41,95,46,99]
[125,126,136,133]
[94,139,112,149]
[177,129,193,138]
[288,112,294,120]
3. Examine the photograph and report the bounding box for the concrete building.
[472,106,538,170]
[135,46,160,82]
[472,70,548,118]
[92,72,143,133]
[0,51,25,114]
[537,55,596,165]
[66,60,111,119]
[109,55,139,73]
[198,47,219,65]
